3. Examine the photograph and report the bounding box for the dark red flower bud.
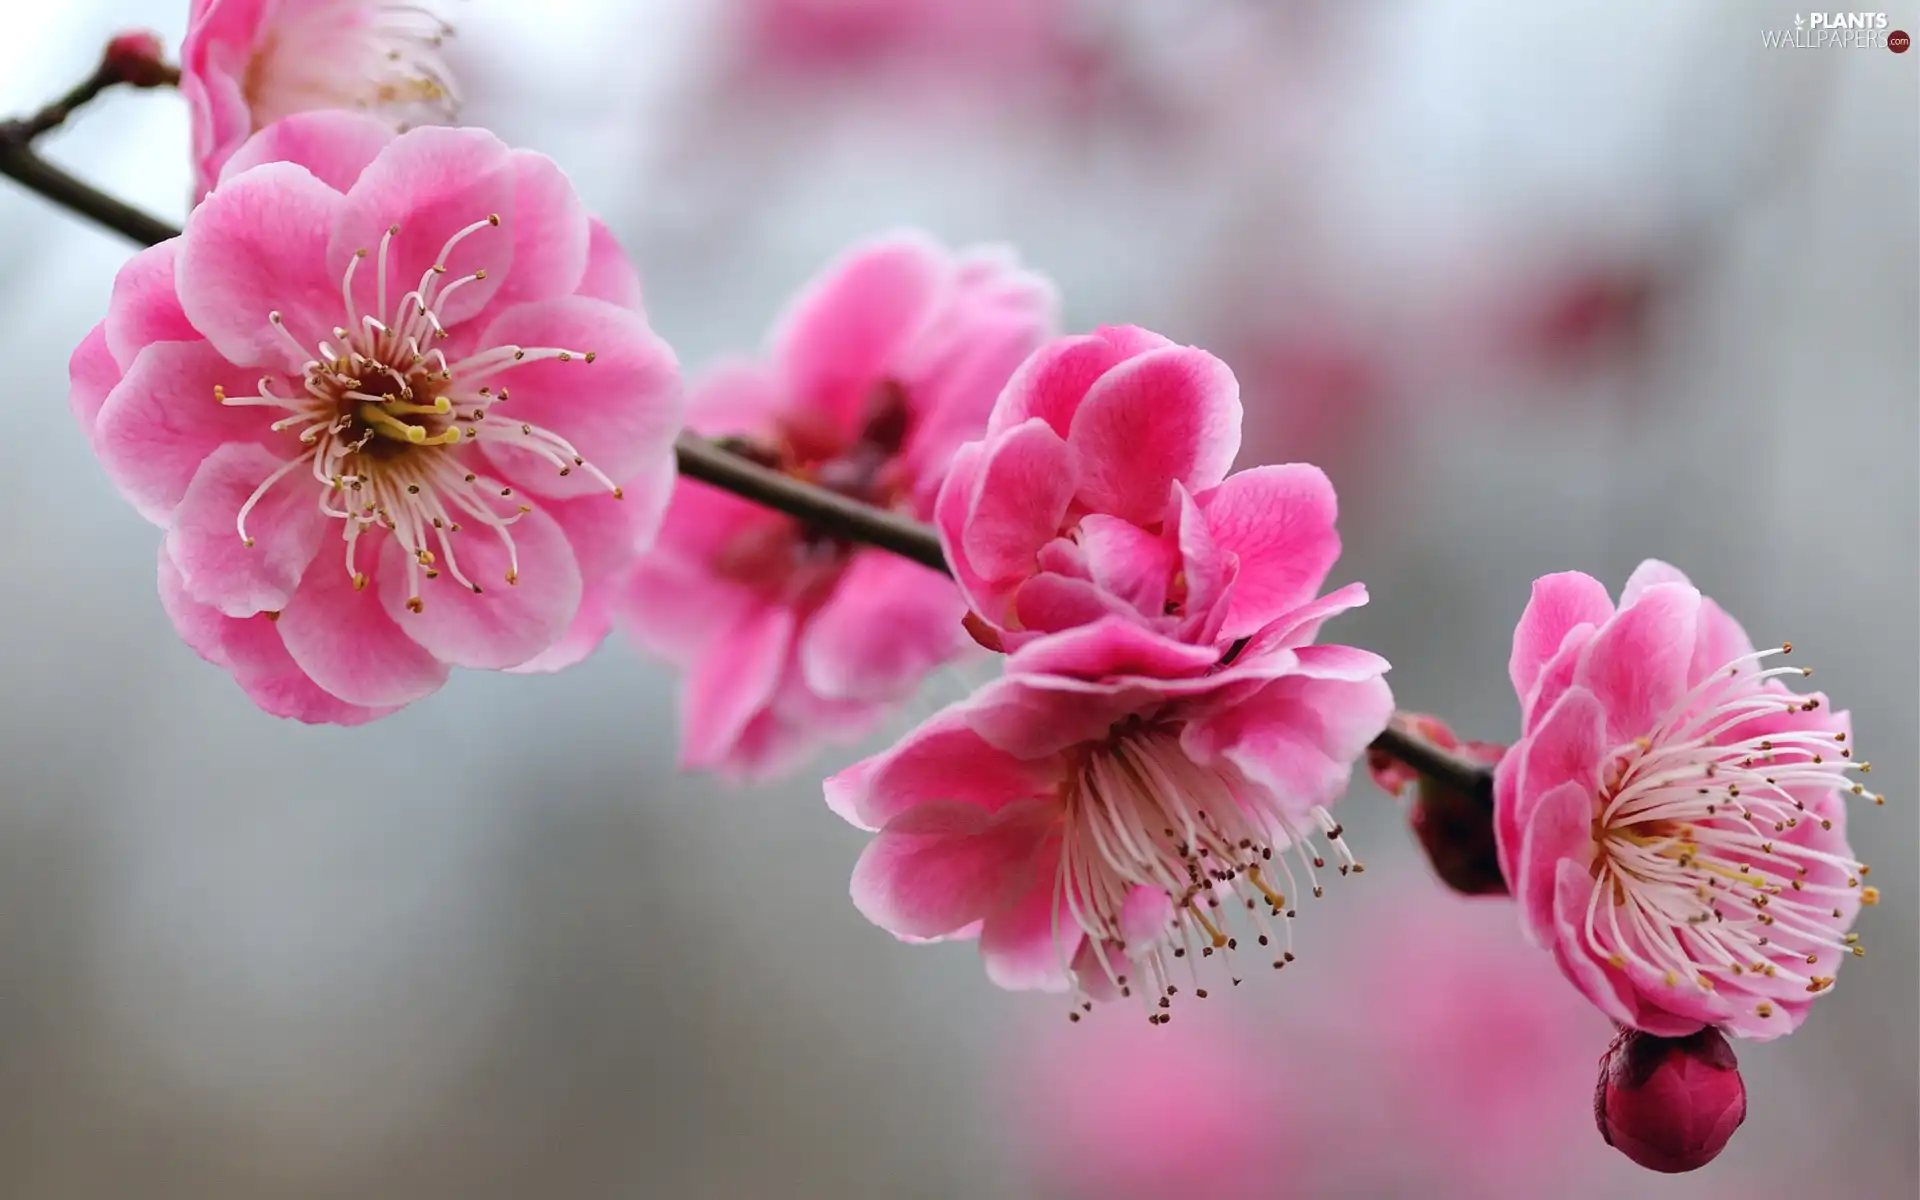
[1368,714,1509,895]
[1595,1026,1748,1173]
[101,31,177,90]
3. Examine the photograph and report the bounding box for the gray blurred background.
[1,1,1914,1196]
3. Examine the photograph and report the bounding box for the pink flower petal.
[1005,616,1220,683]
[680,604,794,771]
[475,149,592,316]
[985,325,1170,439]
[850,797,1054,940]
[167,443,327,617]
[1076,514,1177,618]
[176,162,345,373]
[576,218,646,312]
[1513,686,1607,828]
[1236,581,1372,659]
[155,542,233,668]
[1168,483,1234,644]
[980,872,1074,993]
[91,339,269,524]
[956,416,1074,580]
[276,533,451,708]
[377,503,583,670]
[826,707,1058,831]
[1523,621,1598,728]
[1577,583,1701,745]
[104,241,197,370]
[1008,574,1133,640]
[1509,571,1615,706]
[1184,672,1394,817]
[1198,464,1341,639]
[330,125,517,329]
[685,359,789,437]
[506,491,646,675]
[1066,345,1240,525]
[1687,596,1757,691]
[475,295,682,501]
[216,109,396,193]
[1618,558,1693,607]
[69,323,120,434]
[1515,780,1596,946]
[800,550,967,703]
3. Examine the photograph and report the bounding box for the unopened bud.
[1368,714,1508,895]
[1594,1026,1747,1174]
[101,31,177,89]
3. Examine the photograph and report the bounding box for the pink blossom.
[937,325,1344,654]
[73,111,681,721]
[619,234,1055,780]
[828,608,1392,1008]
[730,0,1070,80]
[1495,560,1876,1040]
[182,0,459,198]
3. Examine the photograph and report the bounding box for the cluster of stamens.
[1056,724,1360,1024]
[219,217,618,612]
[247,3,460,130]
[1584,644,1881,1020]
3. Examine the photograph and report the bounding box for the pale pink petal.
[771,234,944,434]
[1618,558,1693,606]
[377,504,583,670]
[1236,581,1371,659]
[104,241,197,369]
[850,798,1053,940]
[1184,672,1394,816]
[966,675,1161,762]
[685,359,789,437]
[681,604,794,771]
[155,543,233,668]
[167,443,327,616]
[181,0,268,195]
[1515,780,1596,946]
[1288,643,1394,682]
[956,417,1074,579]
[800,550,966,703]
[618,556,762,668]
[980,872,1074,993]
[176,162,345,372]
[1198,464,1341,639]
[91,340,268,523]
[475,296,682,501]
[1118,885,1175,951]
[221,616,397,725]
[1522,622,1598,728]
[276,536,451,708]
[576,219,645,312]
[507,491,646,675]
[68,324,120,434]
[825,707,1058,831]
[1513,686,1607,829]
[1687,596,1757,690]
[1509,571,1615,705]
[933,441,1011,621]
[216,109,395,193]
[1004,616,1219,683]
[1577,583,1701,744]
[1076,515,1177,618]
[330,125,516,329]
[1066,346,1240,525]
[1549,860,1704,1038]
[985,325,1171,438]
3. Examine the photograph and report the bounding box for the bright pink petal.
[1514,686,1607,829]
[69,324,120,434]
[1184,673,1394,817]
[800,550,966,703]
[91,339,268,523]
[277,536,451,708]
[104,241,197,370]
[1493,749,1525,890]
[826,707,1058,831]
[1076,514,1177,618]
[957,417,1074,580]
[1008,574,1131,640]
[377,503,582,670]
[507,491,645,675]
[771,234,944,433]
[576,219,645,312]
[1168,483,1233,644]
[933,441,1012,622]
[475,149,592,315]
[474,295,682,501]
[176,162,345,372]
[1066,346,1240,525]
[1523,621,1598,728]
[1509,571,1615,705]
[216,109,395,193]
[1005,615,1219,683]
[330,125,516,329]
[167,443,326,616]
[1578,583,1701,744]
[980,871,1074,993]
[1236,581,1372,659]
[680,604,793,771]
[1198,464,1341,639]
[986,325,1169,439]
[850,798,1053,940]
[155,542,233,668]
[1550,860,1704,1038]
[1515,780,1596,946]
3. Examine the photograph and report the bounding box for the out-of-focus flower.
[101,30,178,89]
[1495,560,1876,1040]
[828,610,1391,1009]
[74,112,680,721]
[620,234,1055,781]
[937,325,1344,655]
[181,0,459,198]
[1595,1026,1748,1174]
[1369,713,1510,896]
[728,0,1073,84]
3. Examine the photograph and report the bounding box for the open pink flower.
[619,234,1055,780]
[937,325,1344,654]
[828,606,1392,1008]
[72,111,680,721]
[1496,560,1876,1040]
[182,0,459,198]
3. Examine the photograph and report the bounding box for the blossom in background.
[619,234,1055,781]
[728,0,1072,83]
[829,601,1391,1008]
[72,111,680,722]
[938,325,1345,654]
[1496,560,1876,1040]
[182,0,460,197]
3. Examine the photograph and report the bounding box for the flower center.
[243,2,459,129]
[1057,724,1359,1022]
[1584,645,1879,1018]
[217,218,617,612]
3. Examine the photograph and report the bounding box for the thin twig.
[0,71,1498,811]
